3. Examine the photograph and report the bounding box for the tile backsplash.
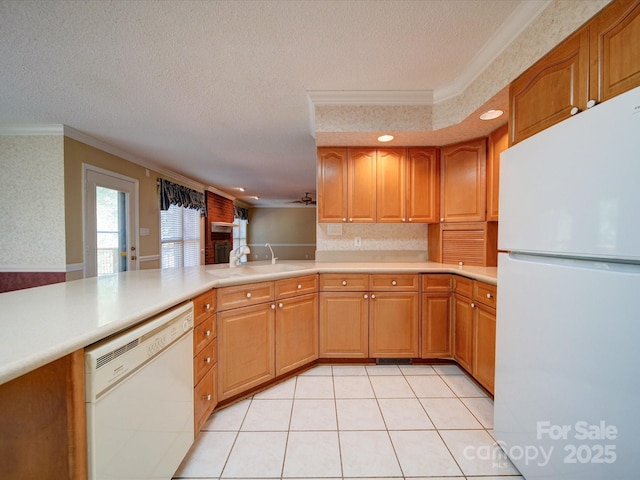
[317,223,428,253]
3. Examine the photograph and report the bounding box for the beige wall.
[0,135,66,270]
[248,207,316,260]
[64,137,204,279]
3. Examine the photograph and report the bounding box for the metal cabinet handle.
[391,280,397,286]
[204,303,211,310]
[471,303,475,308]
[342,280,347,286]
[587,99,597,109]
[203,394,211,401]
[486,293,493,299]
[204,357,211,364]
[342,218,347,222]
[297,284,302,289]
[271,304,276,310]
[205,330,211,337]
[570,106,581,116]
[278,303,284,308]
[364,294,368,299]
[371,294,376,299]
[246,292,252,298]
[408,218,413,222]
[402,218,406,222]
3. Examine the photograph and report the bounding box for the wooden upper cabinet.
[589,0,640,103]
[348,148,377,223]
[440,138,487,223]
[486,124,508,221]
[407,147,439,223]
[317,147,348,223]
[509,27,589,145]
[376,148,406,223]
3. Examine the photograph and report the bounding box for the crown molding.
[433,0,552,103]
[0,124,64,135]
[206,185,236,201]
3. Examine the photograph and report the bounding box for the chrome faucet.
[229,245,251,267]
[265,243,277,264]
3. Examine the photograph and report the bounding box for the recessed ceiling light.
[236,187,246,192]
[250,196,260,200]
[479,109,504,120]
[377,134,394,142]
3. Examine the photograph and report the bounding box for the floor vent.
[375,358,412,365]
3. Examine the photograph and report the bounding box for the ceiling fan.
[292,192,316,205]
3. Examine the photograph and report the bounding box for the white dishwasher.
[85,302,194,480]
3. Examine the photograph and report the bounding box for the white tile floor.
[173,364,523,480]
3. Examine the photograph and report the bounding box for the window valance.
[159,178,205,215]
[233,205,249,221]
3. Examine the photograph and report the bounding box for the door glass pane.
[96,186,127,276]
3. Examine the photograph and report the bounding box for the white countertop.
[0,261,496,385]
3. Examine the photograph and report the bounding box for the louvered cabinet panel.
[428,222,498,267]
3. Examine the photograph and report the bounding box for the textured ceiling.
[1,0,544,206]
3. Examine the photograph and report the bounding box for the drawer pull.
[271,304,276,310]
[391,280,397,286]
[204,303,211,311]
[371,294,376,299]
[278,302,284,308]
[205,330,211,337]
[342,280,347,286]
[486,293,493,299]
[364,294,368,299]
[246,292,252,298]
[203,394,212,401]
[204,357,211,364]
[471,303,475,308]
[297,284,302,289]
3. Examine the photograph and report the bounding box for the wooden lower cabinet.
[369,292,419,357]
[0,350,87,480]
[275,293,318,375]
[218,302,275,400]
[473,303,496,392]
[193,289,217,433]
[421,292,452,358]
[453,294,474,372]
[319,292,369,358]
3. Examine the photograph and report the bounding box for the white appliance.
[85,302,194,480]
[495,86,640,479]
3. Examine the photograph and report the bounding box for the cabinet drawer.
[275,274,318,299]
[194,342,216,384]
[319,273,369,291]
[421,274,453,292]
[193,315,216,355]
[454,276,473,298]
[473,281,497,309]
[370,274,418,291]
[217,281,274,311]
[194,367,216,432]
[193,289,216,326]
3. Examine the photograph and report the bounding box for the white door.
[84,166,139,277]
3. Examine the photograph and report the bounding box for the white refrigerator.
[494,86,640,479]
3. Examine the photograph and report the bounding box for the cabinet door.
[486,124,508,221]
[509,27,589,145]
[218,303,275,400]
[317,147,348,223]
[319,292,368,358]
[407,147,439,223]
[369,292,419,358]
[440,138,487,222]
[421,292,451,358]
[376,148,406,223]
[453,295,473,371]
[590,0,640,104]
[347,148,377,223]
[473,303,496,394]
[275,293,318,376]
